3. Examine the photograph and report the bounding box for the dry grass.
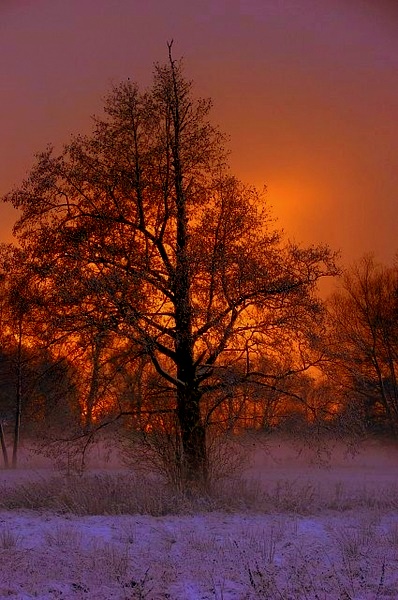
[0,437,397,597]
[1,471,398,516]
[0,525,20,549]
[44,524,83,550]
[0,473,181,515]
[0,524,390,599]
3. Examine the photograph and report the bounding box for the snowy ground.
[0,437,398,599]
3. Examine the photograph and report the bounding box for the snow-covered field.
[1,437,398,599]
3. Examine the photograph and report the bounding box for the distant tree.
[0,274,10,467]
[3,44,338,486]
[326,255,398,435]
[0,251,79,467]
[0,255,35,466]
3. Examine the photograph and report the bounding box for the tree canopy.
[3,46,338,484]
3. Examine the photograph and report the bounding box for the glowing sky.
[1,0,398,264]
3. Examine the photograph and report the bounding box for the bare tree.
[0,249,81,466]
[0,274,10,468]
[0,258,33,467]
[3,45,338,485]
[326,255,398,435]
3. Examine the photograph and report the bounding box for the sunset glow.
[1,1,398,264]
[1,9,398,596]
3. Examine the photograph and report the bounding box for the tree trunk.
[169,45,207,488]
[84,333,102,432]
[0,421,9,469]
[177,386,207,487]
[12,319,23,468]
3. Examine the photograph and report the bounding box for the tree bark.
[177,385,207,487]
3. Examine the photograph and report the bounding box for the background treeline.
[1,250,397,470]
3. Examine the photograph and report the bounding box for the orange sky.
[1,0,398,267]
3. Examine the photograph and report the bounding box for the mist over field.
[1,435,398,599]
